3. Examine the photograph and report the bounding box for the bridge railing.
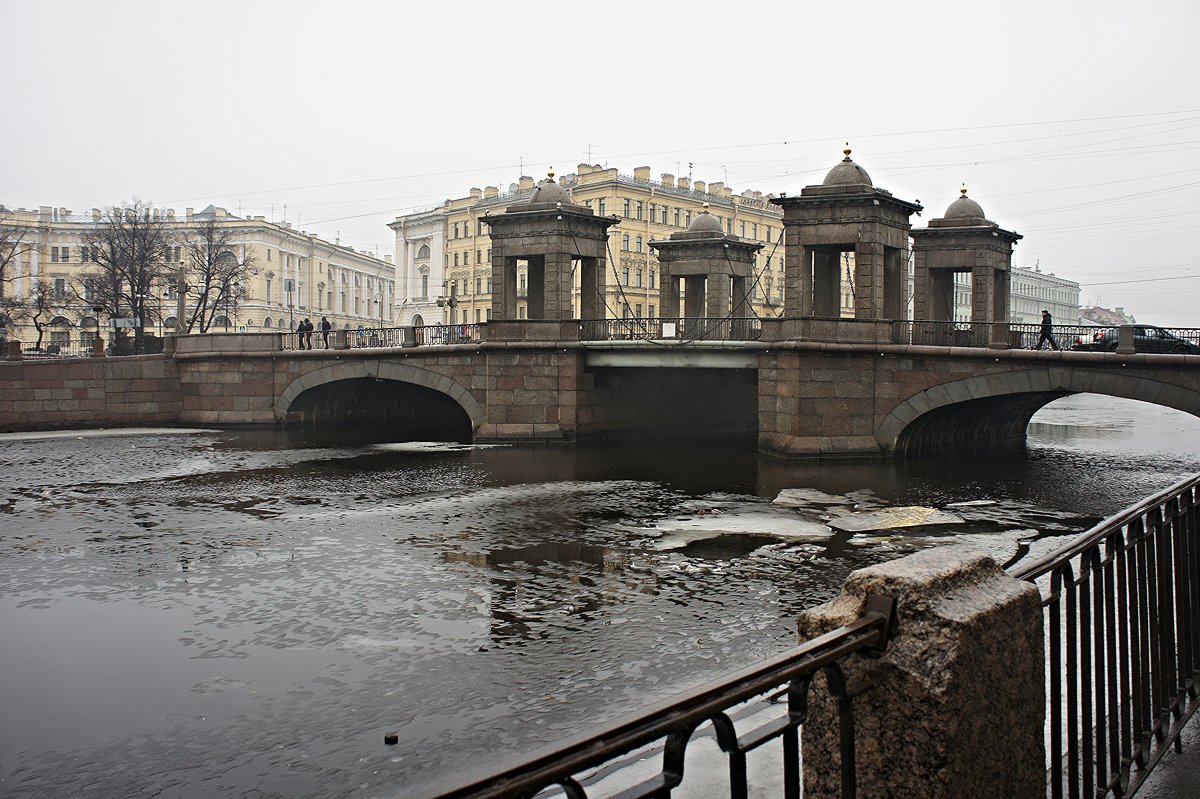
[580,317,763,342]
[414,324,480,346]
[416,595,896,799]
[1010,473,1200,798]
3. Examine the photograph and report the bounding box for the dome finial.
[843,142,852,160]
[547,168,556,182]
[702,201,710,211]
[960,183,968,197]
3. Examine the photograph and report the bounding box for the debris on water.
[827,506,964,533]
[384,732,399,745]
[944,499,998,508]
[772,488,856,509]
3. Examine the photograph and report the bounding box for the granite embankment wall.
[0,355,182,432]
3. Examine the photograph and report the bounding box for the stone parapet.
[796,548,1044,798]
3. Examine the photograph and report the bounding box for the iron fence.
[416,324,480,346]
[580,317,762,342]
[420,595,896,799]
[1010,473,1200,798]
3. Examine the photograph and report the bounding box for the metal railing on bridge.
[417,595,896,799]
[580,317,763,342]
[1011,473,1200,798]
[280,325,482,351]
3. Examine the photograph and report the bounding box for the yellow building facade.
[394,165,786,326]
[0,204,395,348]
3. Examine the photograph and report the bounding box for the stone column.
[579,257,605,319]
[787,245,814,317]
[683,275,706,319]
[797,548,1045,799]
[853,242,885,319]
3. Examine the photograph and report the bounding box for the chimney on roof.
[694,180,706,194]
[633,166,651,181]
[469,188,483,200]
[166,209,175,220]
[678,177,690,190]
[186,207,194,220]
[484,186,498,198]
[660,173,675,188]
[385,254,393,263]
[708,181,723,195]
[518,175,534,191]
[577,163,593,175]
[92,208,101,221]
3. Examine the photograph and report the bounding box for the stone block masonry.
[0,356,182,431]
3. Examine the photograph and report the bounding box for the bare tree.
[0,210,35,340]
[4,278,68,350]
[179,216,257,333]
[76,199,172,353]
[0,208,34,293]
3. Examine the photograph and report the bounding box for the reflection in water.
[0,394,1198,797]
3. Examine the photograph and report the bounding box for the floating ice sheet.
[649,509,832,550]
[772,488,857,509]
[827,506,964,533]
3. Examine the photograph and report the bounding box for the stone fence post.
[797,548,1044,798]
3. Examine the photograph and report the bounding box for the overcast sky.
[4,0,1199,324]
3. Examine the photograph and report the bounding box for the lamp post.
[91,304,104,357]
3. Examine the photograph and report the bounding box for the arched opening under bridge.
[282,377,473,442]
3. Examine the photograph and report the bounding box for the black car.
[1073,325,1200,354]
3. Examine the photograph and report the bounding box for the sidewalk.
[1131,711,1200,798]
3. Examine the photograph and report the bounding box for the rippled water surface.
[2,394,1200,798]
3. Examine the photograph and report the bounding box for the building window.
[740,221,746,236]
[623,199,631,217]
[476,249,482,264]
[661,206,668,224]
[622,267,630,285]
[649,203,656,220]
[454,252,459,266]
[635,235,643,253]
[452,223,459,239]
[649,269,656,289]
[649,304,656,318]
[267,249,272,261]
[636,201,644,220]
[50,247,60,263]
[598,199,606,216]
[476,278,482,294]
[685,211,692,227]
[265,278,272,303]
[622,234,630,251]
[477,220,484,236]
[635,269,643,288]
[635,303,642,318]
[53,278,66,299]
[752,224,758,239]
[673,208,680,227]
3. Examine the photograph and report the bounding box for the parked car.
[1073,325,1200,354]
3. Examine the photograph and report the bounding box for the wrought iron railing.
[1010,473,1200,798]
[416,324,480,346]
[580,317,762,342]
[419,595,896,799]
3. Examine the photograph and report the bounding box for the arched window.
[411,314,425,326]
[264,316,273,328]
[417,244,430,260]
[212,315,231,330]
[164,316,178,329]
[48,315,72,327]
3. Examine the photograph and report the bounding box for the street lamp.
[91,305,104,356]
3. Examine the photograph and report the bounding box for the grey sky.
[4,0,1198,324]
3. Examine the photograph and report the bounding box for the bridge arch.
[274,360,485,434]
[876,367,1200,457]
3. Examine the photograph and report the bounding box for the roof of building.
[687,205,725,235]
[526,170,572,207]
[823,145,873,187]
[943,185,987,221]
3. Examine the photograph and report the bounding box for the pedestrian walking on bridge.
[1036,309,1059,350]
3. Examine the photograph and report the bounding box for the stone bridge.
[5,327,1200,458]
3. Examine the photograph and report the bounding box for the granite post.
[796,548,1045,798]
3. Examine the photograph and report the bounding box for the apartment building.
[391,164,786,325]
[0,204,395,347]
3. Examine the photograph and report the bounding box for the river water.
[2,393,1200,798]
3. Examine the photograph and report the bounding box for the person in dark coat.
[296,319,308,350]
[1035,309,1059,350]
[302,318,314,350]
[320,316,332,348]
